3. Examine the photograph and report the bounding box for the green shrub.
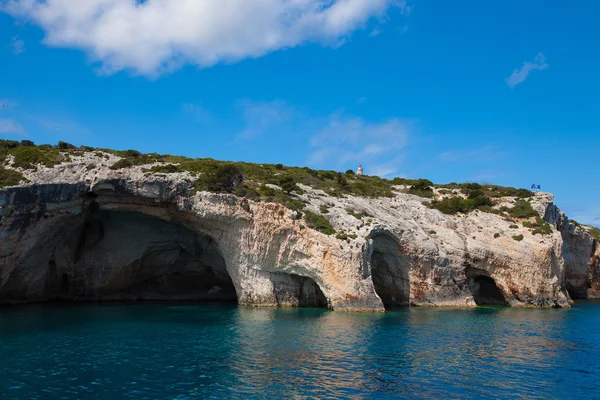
[149,164,182,173]
[278,176,297,193]
[512,234,524,242]
[258,184,278,197]
[345,169,355,175]
[463,183,482,190]
[0,166,27,188]
[523,216,553,235]
[110,157,153,169]
[0,140,21,150]
[304,211,335,235]
[319,204,330,214]
[509,224,519,229]
[57,141,76,150]
[9,146,63,169]
[508,200,537,219]
[196,164,244,194]
[20,140,35,147]
[429,197,469,214]
[494,233,501,238]
[590,227,600,242]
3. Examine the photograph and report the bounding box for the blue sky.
[0,0,598,225]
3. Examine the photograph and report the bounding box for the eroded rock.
[0,154,590,311]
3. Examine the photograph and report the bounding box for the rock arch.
[6,204,239,303]
[0,182,386,311]
[466,268,508,306]
[369,231,410,308]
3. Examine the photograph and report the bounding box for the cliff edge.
[0,144,597,311]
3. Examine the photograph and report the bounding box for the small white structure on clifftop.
[357,163,363,176]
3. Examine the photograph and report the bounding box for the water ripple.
[0,302,599,399]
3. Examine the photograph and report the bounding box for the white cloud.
[505,52,548,88]
[308,115,410,176]
[236,99,295,140]
[2,0,406,77]
[0,118,26,135]
[11,36,25,54]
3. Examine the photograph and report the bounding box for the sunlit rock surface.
[1,151,594,311]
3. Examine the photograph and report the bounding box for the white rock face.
[0,153,589,310]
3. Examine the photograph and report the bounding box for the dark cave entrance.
[272,273,329,308]
[370,234,410,309]
[43,208,238,303]
[467,275,508,306]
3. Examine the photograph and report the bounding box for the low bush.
[590,227,600,242]
[429,191,493,215]
[148,164,182,173]
[0,166,27,188]
[196,164,244,194]
[523,216,553,235]
[278,176,297,193]
[9,146,64,169]
[57,141,77,150]
[304,211,335,235]
[494,233,501,238]
[508,200,537,219]
[336,232,358,241]
[512,234,524,242]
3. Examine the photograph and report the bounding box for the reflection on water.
[0,302,599,399]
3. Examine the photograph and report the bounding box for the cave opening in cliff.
[271,272,329,308]
[370,233,410,309]
[42,208,238,303]
[468,275,508,307]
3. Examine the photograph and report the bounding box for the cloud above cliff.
[308,115,411,176]
[236,100,295,140]
[0,118,26,135]
[2,0,406,77]
[505,52,548,88]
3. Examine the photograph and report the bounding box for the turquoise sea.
[1,302,599,399]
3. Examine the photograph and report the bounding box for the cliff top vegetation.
[0,139,556,236]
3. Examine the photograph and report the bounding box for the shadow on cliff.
[369,232,410,309]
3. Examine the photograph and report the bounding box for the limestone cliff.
[0,150,595,311]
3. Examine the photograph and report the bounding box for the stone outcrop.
[560,220,600,299]
[0,151,594,311]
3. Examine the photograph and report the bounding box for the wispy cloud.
[563,204,600,228]
[370,28,382,37]
[505,52,548,88]
[307,115,411,177]
[2,0,408,77]
[10,36,25,54]
[35,116,90,136]
[182,103,211,122]
[0,118,26,135]
[438,146,502,163]
[236,100,295,140]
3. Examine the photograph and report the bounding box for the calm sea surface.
[1,302,599,399]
